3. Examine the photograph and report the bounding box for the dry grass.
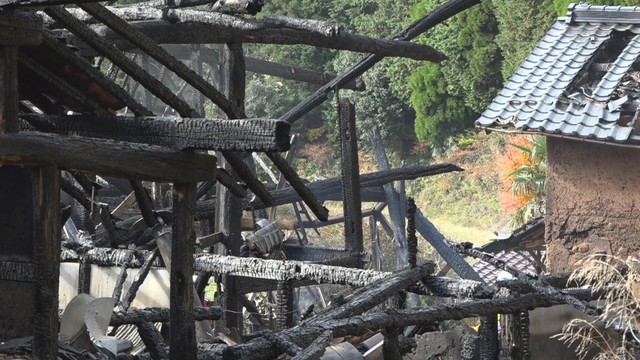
[552,254,640,359]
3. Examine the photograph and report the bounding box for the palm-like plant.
[506,136,547,225]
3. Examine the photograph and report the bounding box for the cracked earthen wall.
[546,137,640,272]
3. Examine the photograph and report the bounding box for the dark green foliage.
[492,0,556,79]
[409,0,502,147]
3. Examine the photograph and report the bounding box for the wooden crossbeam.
[0,0,100,8]
[21,114,290,152]
[0,132,216,182]
[248,163,462,209]
[89,12,445,62]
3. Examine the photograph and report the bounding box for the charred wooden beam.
[249,163,461,210]
[45,6,195,117]
[281,0,481,124]
[110,306,223,326]
[100,204,118,248]
[170,183,198,359]
[111,253,132,303]
[194,254,392,285]
[18,54,110,116]
[265,151,328,221]
[0,0,100,7]
[32,166,60,360]
[197,292,567,360]
[78,3,243,119]
[338,99,363,253]
[0,47,18,133]
[130,180,157,228]
[0,132,217,182]
[0,10,42,47]
[309,261,435,324]
[121,249,159,311]
[216,169,247,198]
[291,330,332,360]
[416,210,483,282]
[407,198,418,268]
[165,0,264,14]
[275,280,294,330]
[136,322,169,360]
[87,11,445,62]
[281,244,360,263]
[157,44,364,92]
[417,277,493,299]
[370,126,409,272]
[40,32,152,117]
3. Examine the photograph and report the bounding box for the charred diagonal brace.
[109,306,223,326]
[100,204,118,248]
[18,54,109,116]
[291,330,332,360]
[136,322,169,360]
[78,2,243,118]
[309,261,435,323]
[121,249,159,312]
[111,253,133,304]
[196,292,568,360]
[415,277,494,299]
[458,245,603,318]
[0,0,100,8]
[45,6,195,117]
[40,32,152,117]
[280,0,480,124]
[248,164,462,210]
[21,114,291,152]
[265,152,328,221]
[216,169,247,198]
[60,176,92,210]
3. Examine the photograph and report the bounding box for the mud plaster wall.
[546,137,640,272]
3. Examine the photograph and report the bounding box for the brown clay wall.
[546,137,640,273]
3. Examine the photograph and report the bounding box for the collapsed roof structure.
[0,0,631,359]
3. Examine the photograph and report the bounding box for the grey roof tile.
[475,8,640,144]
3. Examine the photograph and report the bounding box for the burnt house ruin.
[477,3,640,273]
[0,0,636,359]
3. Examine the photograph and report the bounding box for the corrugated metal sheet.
[476,5,640,143]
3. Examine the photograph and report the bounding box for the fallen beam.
[196,292,567,360]
[21,114,290,152]
[110,306,223,326]
[0,132,216,182]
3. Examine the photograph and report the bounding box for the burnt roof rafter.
[53,6,446,62]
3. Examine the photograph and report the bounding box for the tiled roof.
[472,251,538,287]
[476,4,640,143]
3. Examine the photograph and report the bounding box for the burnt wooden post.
[33,166,61,360]
[479,316,499,360]
[0,11,60,360]
[338,98,363,255]
[216,42,244,332]
[170,183,198,360]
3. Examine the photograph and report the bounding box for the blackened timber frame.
[338,98,363,254]
[21,114,291,152]
[171,183,198,360]
[0,132,217,182]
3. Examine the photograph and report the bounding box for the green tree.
[492,0,556,79]
[409,0,502,148]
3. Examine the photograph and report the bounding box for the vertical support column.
[338,98,363,255]
[33,166,60,360]
[0,46,18,133]
[383,327,402,360]
[479,315,499,360]
[170,183,197,360]
[275,280,294,331]
[215,42,245,332]
[369,214,381,271]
